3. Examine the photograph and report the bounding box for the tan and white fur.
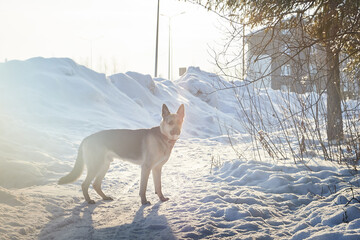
[58,104,185,205]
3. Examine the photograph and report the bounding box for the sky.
[0,0,226,79]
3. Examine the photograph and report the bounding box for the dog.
[58,104,185,205]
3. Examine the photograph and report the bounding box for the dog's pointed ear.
[162,104,170,118]
[177,104,185,119]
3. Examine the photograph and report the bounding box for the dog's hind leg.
[93,160,113,201]
[82,169,97,204]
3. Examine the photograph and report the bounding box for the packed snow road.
[36,138,360,240]
[37,138,228,240]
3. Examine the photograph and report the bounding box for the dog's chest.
[154,148,172,166]
[158,141,173,157]
[151,140,174,165]
[162,146,173,159]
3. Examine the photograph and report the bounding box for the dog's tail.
[58,142,85,185]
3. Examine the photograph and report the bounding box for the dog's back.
[86,129,148,161]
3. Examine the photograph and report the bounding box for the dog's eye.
[168,120,174,125]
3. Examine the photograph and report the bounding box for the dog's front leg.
[152,165,169,202]
[139,165,151,205]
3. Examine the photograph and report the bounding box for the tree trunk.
[325,1,344,142]
[326,50,343,141]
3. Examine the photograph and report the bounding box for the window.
[281,84,289,92]
[310,45,317,55]
[309,64,317,75]
[281,64,291,76]
[282,45,291,55]
[281,29,290,35]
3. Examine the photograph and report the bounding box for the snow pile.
[0,58,240,189]
[0,58,155,189]
[205,159,360,239]
[175,66,219,107]
[0,57,359,239]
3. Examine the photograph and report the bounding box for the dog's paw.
[88,200,96,204]
[142,200,151,205]
[103,196,113,201]
[160,197,169,202]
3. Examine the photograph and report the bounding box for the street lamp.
[80,35,103,69]
[161,12,185,80]
[229,13,246,80]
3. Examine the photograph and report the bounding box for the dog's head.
[160,104,185,141]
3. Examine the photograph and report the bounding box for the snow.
[0,57,359,239]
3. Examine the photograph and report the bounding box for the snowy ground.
[0,58,360,239]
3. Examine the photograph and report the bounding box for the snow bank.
[0,58,241,189]
[196,159,360,239]
[0,58,151,189]
[175,66,219,107]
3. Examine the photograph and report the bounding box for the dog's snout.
[170,128,180,136]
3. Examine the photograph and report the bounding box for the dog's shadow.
[94,202,176,239]
[39,200,175,240]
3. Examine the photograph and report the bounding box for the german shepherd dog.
[58,104,185,205]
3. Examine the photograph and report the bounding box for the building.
[245,23,359,97]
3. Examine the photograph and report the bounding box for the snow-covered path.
[2,138,360,239]
[8,138,354,240]
[37,139,227,240]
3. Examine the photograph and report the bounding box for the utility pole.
[154,0,160,77]
[242,24,245,80]
[80,35,103,69]
[161,12,185,80]
[167,17,171,80]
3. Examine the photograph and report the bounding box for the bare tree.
[186,0,360,165]
[188,0,360,142]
